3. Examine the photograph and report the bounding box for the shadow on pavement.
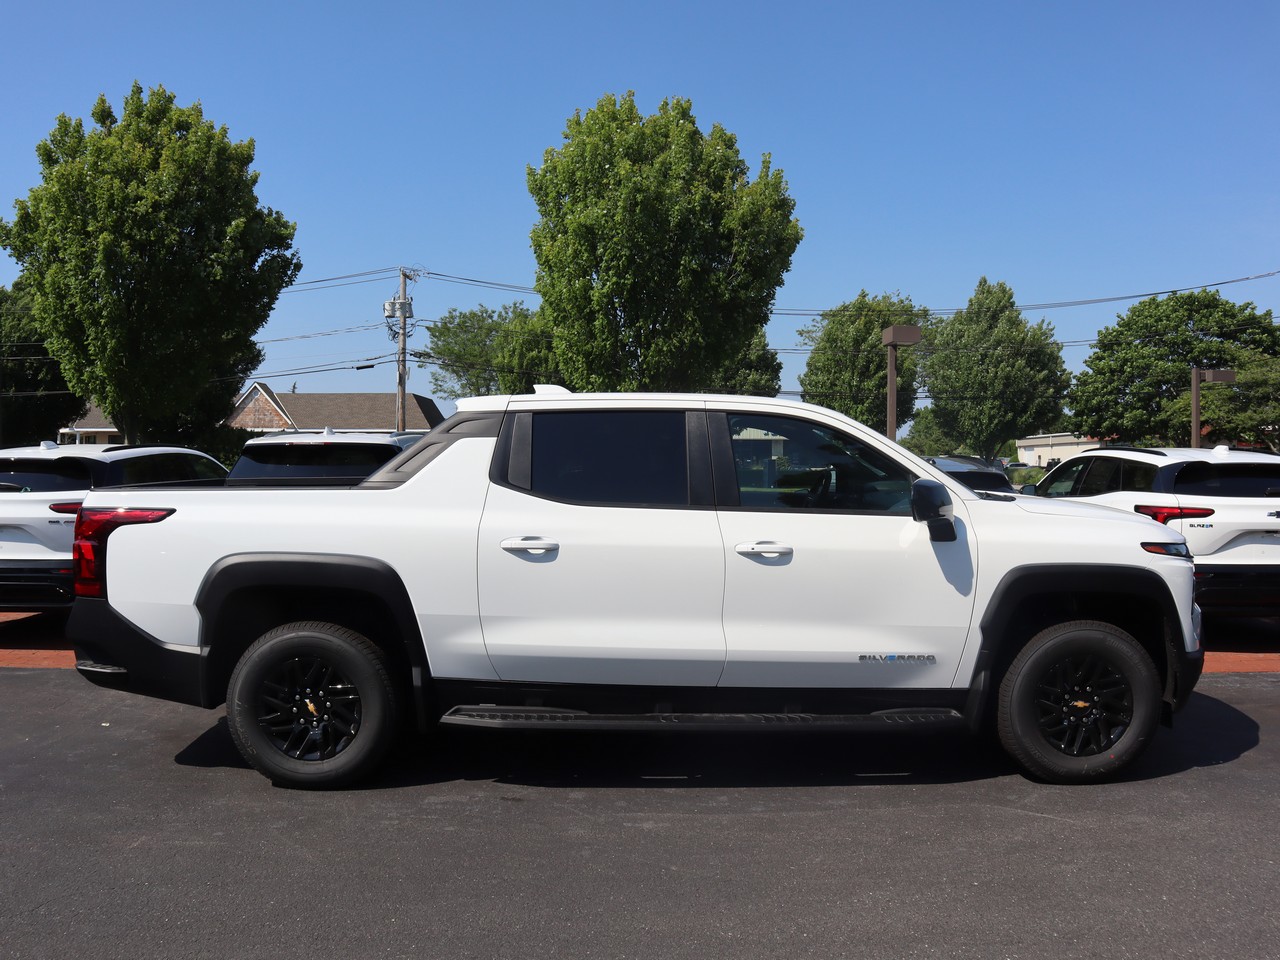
[0,611,70,648]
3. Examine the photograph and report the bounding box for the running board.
[440,705,963,732]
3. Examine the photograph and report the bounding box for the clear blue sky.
[2,0,1277,410]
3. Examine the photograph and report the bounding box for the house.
[58,382,445,444]
[1015,432,1101,467]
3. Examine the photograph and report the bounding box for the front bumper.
[1194,564,1280,616]
[68,598,211,707]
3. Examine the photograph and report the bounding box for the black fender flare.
[194,553,430,721]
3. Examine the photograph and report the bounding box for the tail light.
[49,502,83,515]
[73,507,174,598]
[1134,505,1215,525]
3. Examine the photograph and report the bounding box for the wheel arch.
[966,564,1187,729]
[195,553,431,729]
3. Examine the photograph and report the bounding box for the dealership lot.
[1,617,1278,960]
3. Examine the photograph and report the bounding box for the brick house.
[224,382,444,434]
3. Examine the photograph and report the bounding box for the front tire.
[998,620,1161,784]
[227,621,399,788]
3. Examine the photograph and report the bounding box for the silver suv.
[0,442,227,612]
[1024,445,1280,616]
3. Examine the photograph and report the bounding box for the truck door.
[477,407,727,686]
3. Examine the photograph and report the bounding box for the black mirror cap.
[912,478,957,542]
[1020,483,1038,497]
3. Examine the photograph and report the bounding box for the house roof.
[65,404,115,431]
[228,382,444,432]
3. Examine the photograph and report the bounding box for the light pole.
[882,324,921,440]
[1190,365,1236,448]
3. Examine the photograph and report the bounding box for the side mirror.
[911,478,957,542]
[1020,483,1037,497]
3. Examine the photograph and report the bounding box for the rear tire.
[227,621,398,789]
[998,620,1160,784]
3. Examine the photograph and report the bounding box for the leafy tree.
[0,282,86,445]
[923,278,1069,461]
[1161,351,1280,450]
[798,291,928,432]
[706,328,781,397]
[494,307,560,394]
[527,92,802,392]
[900,407,957,457]
[1068,290,1279,444]
[0,82,300,443]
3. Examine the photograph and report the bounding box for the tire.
[997,620,1161,784]
[227,621,399,789]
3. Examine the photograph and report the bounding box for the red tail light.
[1134,505,1216,525]
[73,507,174,598]
[49,502,83,514]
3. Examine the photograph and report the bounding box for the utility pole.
[384,268,415,431]
[1189,365,1236,448]
[882,324,921,440]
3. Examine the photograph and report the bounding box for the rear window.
[0,458,94,492]
[229,443,401,482]
[952,470,1014,492]
[108,453,228,486]
[1172,462,1280,498]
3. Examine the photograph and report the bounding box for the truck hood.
[1012,493,1178,535]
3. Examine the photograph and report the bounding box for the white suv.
[227,429,424,486]
[0,442,227,612]
[1024,445,1280,616]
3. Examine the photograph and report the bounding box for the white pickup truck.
[69,388,1204,788]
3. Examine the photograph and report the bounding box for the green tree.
[0,82,300,443]
[1068,290,1279,444]
[924,278,1069,461]
[900,406,957,457]
[0,282,87,445]
[494,307,560,394]
[1161,351,1280,450]
[798,291,928,432]
[527,92,802,392]
[706,328,782,397]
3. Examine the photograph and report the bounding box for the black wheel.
[997,620,1161,784]
[227,621,399,788]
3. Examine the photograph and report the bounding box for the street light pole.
[882,325,921,440]
[1189,365,1237,448]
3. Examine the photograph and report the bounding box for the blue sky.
[2,1,1277,410]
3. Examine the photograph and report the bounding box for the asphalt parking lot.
[2,614,1278,960]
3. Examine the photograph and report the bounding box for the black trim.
[686,410,715,507]
[707,412,741,508]
[974,564,1202,719]
[69,598,208,706]
[0,559,74,609]
[430,678,968,719]
[194,553,430,723]
[1193,564,1280,615]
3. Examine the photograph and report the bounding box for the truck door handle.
[735,541,793,558]
[501,537,560,554]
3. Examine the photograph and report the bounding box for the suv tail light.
[1134,505,1215,525]
[49,502,83,515]
[73,507,174,598]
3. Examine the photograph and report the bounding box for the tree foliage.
[798,291,928,433]
[899,406,957,458]
[527,92,802,392]
[923,278,1069,461]
[1068,290,1279,445]
[0,282,86,445]
[0,83,301,443]
[418,301,559,399]
[706,328,782,397]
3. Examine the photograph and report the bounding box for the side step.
[440,705,963,732]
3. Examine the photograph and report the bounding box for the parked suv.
[0,442,227,612]
[1023,446,1280,615]
[227,429,424,486]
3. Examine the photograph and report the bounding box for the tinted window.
[1038,459,1090,497]
[112,453,228,486]
[727,413,914,513]
[1122,461,1158,493]
[0,458,93,492]
[950,470,1015,492]
[229,444,399,482]
[529,411,689,506]
[1077,458,1123,496]
[1172,462,1280,498]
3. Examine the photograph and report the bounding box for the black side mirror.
[1020,483,1038,497]
[911,478,957,542]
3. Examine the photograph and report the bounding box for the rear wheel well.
[203,586,417,712]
